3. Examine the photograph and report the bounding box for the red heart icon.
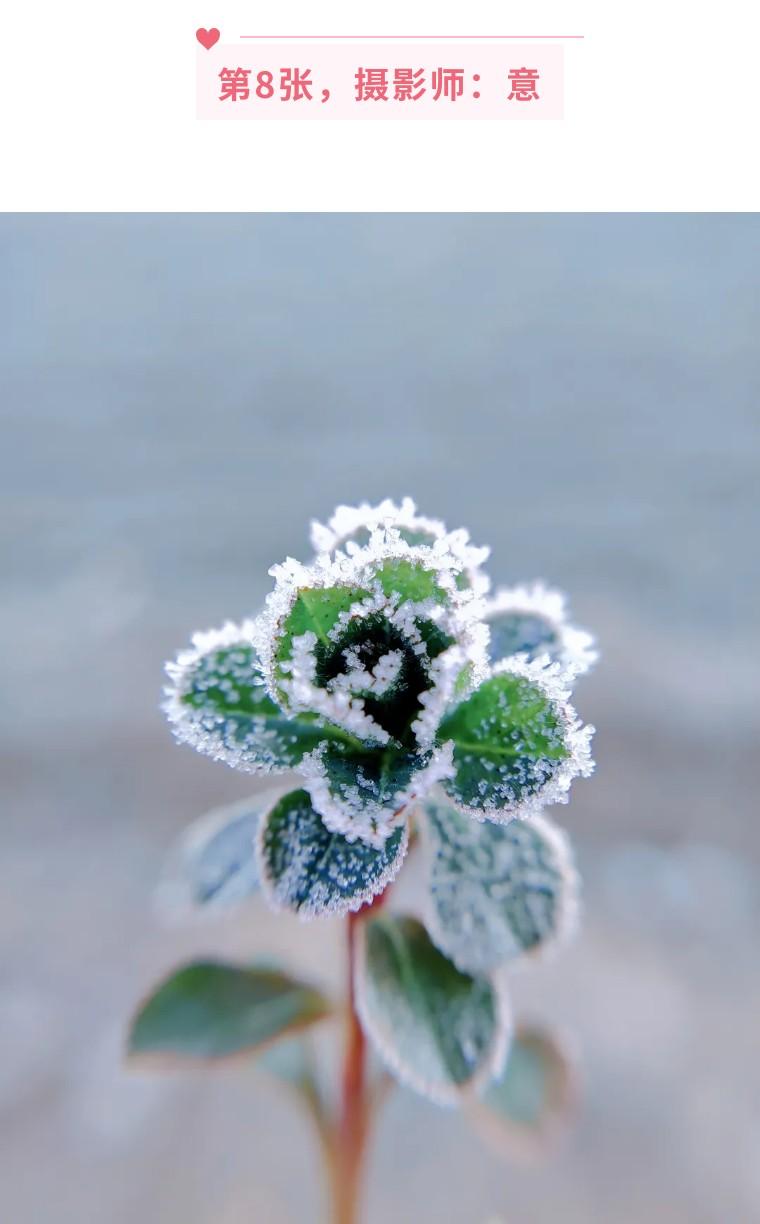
[196,27,220,50]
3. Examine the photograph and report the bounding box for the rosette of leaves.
[163,500,593,859]
[131,500,596,1219]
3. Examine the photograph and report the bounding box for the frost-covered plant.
[129,499,596,1223]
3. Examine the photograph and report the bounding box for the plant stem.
[331,908,370,1224]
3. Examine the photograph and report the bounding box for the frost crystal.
[302,741,455,848]
[163,620,332,774]
[310,497,491,595]
[163,620,265,770]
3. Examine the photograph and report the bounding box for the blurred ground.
[1,214,759,1223]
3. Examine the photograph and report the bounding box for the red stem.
[331,909,369,1224]
[326,878,396,1223]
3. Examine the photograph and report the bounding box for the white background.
[2,1,758,209]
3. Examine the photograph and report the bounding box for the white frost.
[162,503,599,861]
[162,619,286,774]
[448,656,595,825]
[309,497,491,595]
[256,795,410,921]
[483,582,597,678]
[279,629,392,745]
[411,645,470,750]
[302,741,455,848]
[330,646,405,697]
[253,526,488,750]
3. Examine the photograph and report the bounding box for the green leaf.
[259,788,408,917]
[396,527,440,549]
[165,628,342,774]
[487,610,560,665]
[307,612,432,742]
[355,915,510,1105]
[273,585,370,691]
[128,960,330,1062]
[274,580,456,748]
[470,1026,576,1157]
[420,798,578,973]
[373,558,449,605]
[437,670,573,817]
[304,741,450,847]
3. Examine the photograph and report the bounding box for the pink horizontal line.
[240,35,584,40]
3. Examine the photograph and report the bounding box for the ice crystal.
[163,620,332,774]
[310,497,491,595]
[301,740,455,848]
[250,529,488,770]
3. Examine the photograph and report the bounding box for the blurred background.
[2,214,759,1224]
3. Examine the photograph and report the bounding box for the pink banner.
[196,42,563,120]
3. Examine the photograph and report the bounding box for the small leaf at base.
[469,1025,577,1159]
[128,960,330,1062]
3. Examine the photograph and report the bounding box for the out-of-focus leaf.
[355,914,510,1105]
[483,584,597,676]
[420,797,578,973]
[128,960,330,1062]
[256,1035,313,1085]
[156,794,277,918]
[469,1026,577,1159]
[487,610,560,665]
